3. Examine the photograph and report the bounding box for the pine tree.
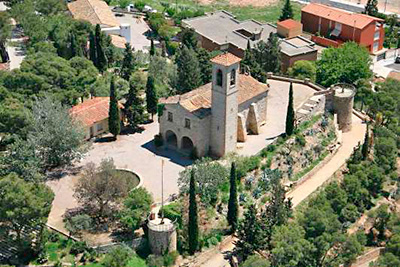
[365,0,378,16]
[125,79,144,131]
[361,124,370,160]
[150,39,155,56]
[196,48,212,84]
[285,82,295,136]
[261,170,292,248]
[188,169,199,255]
[175,45,202,93]
[108,76,120,139]
[279,0,294,21]
[227,162,239,233]
[145,76,158,120]
[236,204,262,261]
[95,24,108,72]
[89,31,97,67]
[120,43,135,81]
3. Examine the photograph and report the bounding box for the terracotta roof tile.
[159,74,269,118]
[277,19,302,30]
[68,0,120,28]
[69,97,123,127]
[210,52,242,66]
[110,34,127,49]
[301,3,383,29]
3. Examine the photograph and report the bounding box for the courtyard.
[47,79,316,234]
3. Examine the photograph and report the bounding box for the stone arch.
[216,69,223,86]
[165,130,178,148]
[181,136,194,153]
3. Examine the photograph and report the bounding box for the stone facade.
[158,53,269,158]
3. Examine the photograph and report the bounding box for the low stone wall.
[343,247,384,267]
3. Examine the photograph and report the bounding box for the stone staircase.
[296,94,325,123]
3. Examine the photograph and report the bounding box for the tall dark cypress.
[120,43,135,81]
[145,76,158,120]
[188,169,199,255]
[361,124,370,160]
[150,39,155,56]
[285,82,295,136]
[279,0,294,21]
[227,162,239,233]
[89,31,97,66]
[108,76,120,139]
[95,24,107,72]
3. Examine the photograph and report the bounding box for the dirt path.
[195,115,366,267]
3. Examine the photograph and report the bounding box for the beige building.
[159,53,270,158]
[69,97,123,139]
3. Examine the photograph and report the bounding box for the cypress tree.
[120,43,135,81]
[236,204,262,261]
[125,79,144,131]
[181,28,198,50]
[69,33,77,58]
[145,76,158,120]
[196,48,212,84]
[150,39,155,56]
[89,31,97,66]
[285,82,295,136]
[108,76,120,139]
[364,0,378,16]
[175,45,202,93]
[95,24,108,72]
[227,162,239,233]
[361,124,370,160]
[188,169,199,255]
[279,0,294,21]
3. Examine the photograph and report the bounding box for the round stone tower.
[147,217,177,255]
[332,83,356,133]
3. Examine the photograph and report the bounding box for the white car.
[127,4,135,12]
[143,5,153,12]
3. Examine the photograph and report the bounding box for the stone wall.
[159,104,211,157]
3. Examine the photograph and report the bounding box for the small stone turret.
[147,217,177,255]
[332,84,356,133]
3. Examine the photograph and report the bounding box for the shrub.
[147,255,164,267]
[69,241,88,256]
[163,251,179,266]
[236,156,261,178]
[134,0,145,11]
[159,201,182,227]
[295,134,306,147]
[166,41,179,55]
[64,214,93,236]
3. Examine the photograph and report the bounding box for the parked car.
[143,5,153,12]
[395,56,400,64]
[115,13,125,17]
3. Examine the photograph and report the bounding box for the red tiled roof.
[302,3,383,29]
[387,71,400,81]
[69,97,122,127]
[159,74,269,117]
[277,19,302,30]
[210,52,242,66]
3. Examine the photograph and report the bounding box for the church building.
[159,53,270,158]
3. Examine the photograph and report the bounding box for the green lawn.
[117,0,302,23]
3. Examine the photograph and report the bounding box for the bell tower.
[210,53,241,157]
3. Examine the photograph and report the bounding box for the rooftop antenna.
[161,159,165,224]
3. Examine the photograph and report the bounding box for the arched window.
[230,69,236,86]
[216,69,223,86]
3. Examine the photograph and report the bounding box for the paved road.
[197,115,366,267]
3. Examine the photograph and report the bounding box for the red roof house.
[70,97,123,139]
[301,3,385,55]
[277,19,303,38]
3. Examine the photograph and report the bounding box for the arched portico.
[181,136,194,154]
[165,130,178,148]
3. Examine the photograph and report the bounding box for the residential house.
[69,97,123,139]
[182,11,318,72]
[301,3,386,59]
[67,0,131,48]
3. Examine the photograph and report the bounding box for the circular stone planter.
[110,168,142,188]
